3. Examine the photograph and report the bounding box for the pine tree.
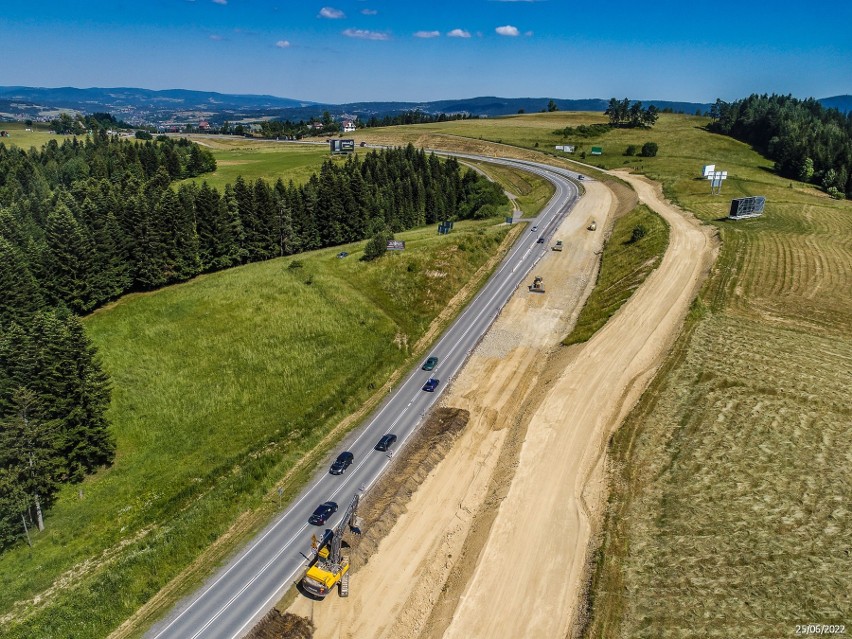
[42,203,96,313]
[0,388,64,533]
[0,237,43,329]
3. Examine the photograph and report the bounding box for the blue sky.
[1,0,849,103]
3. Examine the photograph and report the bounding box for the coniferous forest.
[709,94,852,198]
[0,132,506,549]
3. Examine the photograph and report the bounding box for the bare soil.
[246,610,313,639]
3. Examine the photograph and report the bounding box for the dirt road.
[289,171,717,638]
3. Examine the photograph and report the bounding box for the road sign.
[386,240,406,250]
[591,146,603,155]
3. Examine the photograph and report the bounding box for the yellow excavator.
[301,493,362,598]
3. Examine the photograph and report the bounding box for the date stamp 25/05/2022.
[795,625,846,635]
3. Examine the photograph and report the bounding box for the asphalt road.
[145,155,582,639]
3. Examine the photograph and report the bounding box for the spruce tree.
[0,237,43,329]
[42,203,96,313]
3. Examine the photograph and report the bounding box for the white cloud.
[212,0,227,4]
[414,30,441,38]
[319,6,345,19]
[209,34,223,40]
[495,25,520,36]
[525,30,534,36]
[447,28,471,38]
[275,40,291,48]
[343,28,390,41]
[361,8,378,15]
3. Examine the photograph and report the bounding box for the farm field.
[0,121,80,149]
[352,113,852,637]
[0,212,516,639]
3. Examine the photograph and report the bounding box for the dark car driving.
[422,378,440,392]
[309,501,338,525]
[329,451,354,475]
[422,356,439,371]
[375,434,397,451]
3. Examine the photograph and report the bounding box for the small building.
[341,119,356,133]
[198,121,211,131]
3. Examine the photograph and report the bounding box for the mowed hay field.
[365,114,852,636]
[0,217,514,639]
[582,123,851,635]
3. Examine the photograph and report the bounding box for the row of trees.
[604,98,660,128]
[708,94,852,198]
[362,111,476,128]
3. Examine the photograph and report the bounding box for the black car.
[375,434,397,452]
[422,356,439,371]
[536,237,545,243]
[422,378,440,392]
[309,501,338,525]
[337,251,349,258]
[329,451,354,475]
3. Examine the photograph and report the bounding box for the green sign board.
[591,146,603,155]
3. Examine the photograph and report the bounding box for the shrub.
[629,225,647,243]
[362,230,393,261]
[625,145,637,156]
[640,142,658,157]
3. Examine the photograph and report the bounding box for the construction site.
[275,170,717,638]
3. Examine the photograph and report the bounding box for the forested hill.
[709,94,852,198]
[0,137,506,550]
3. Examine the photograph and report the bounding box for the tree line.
[708,94,852,198]
[361,111,477,128]
[604,98,660,128]
[50,112,132,135]
[0,135,506,549]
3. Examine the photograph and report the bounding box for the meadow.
[0,121,72,149]
[0,215,515,638]
[178,137,333,190]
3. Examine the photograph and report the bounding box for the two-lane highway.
[146,154,582,639]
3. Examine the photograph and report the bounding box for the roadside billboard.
[330,138,355,154]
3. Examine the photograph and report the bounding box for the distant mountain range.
[0,86,849,125]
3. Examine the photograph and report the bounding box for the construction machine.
[301,493,363,598]
[587,220,597,231]
[552,240,563,251]
[529,275,545,293]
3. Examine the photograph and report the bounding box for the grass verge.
[563,204,669,346]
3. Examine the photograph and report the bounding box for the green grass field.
[0,218,514,639]
[179,138,334,190]
[564,204,669,346]
[0,121,71,150]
